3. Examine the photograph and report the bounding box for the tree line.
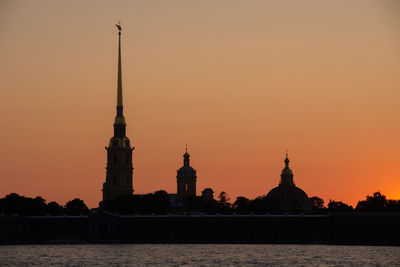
[0,193,88,216]
[308,191,400,213]
[0,191,399,215]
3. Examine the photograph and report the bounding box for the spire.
[280,150,294,186]
[113,22,126,137]
[285,149,289,168]
[116,22,123,116]
[183,145,190,166]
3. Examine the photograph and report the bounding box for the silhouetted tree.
[196,191,217,213]
[46,201,64,216]
[356,191,400,212]
[0,193,47,215]
[249,196,268,214]
[233,197,251,213]
[216,191,231,212]
[217,191,230,204]
[356,191,386,212]
[64,198,89,215]
[30,196,47,215]
[356,192,386,212]
[309,196,325,211]
[328,200,353,213]
[386,200,400,212]
[218,191,231,207]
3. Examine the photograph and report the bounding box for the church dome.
[265,152,310,212]
[266,185,309,202]
[177,165,196,177]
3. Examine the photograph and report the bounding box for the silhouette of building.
[177,146,197,198]
[168,194,184,209]
[265,153,311,213]
[202,188,214,203]
[101,25,134,204]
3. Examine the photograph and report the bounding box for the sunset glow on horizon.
[1,0,399,208]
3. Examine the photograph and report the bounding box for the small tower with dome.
[177,146,197,198]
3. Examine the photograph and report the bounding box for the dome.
[264,152,311,213]
[177,165,196,177]
[265,185,309,203]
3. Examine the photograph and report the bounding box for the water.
[1,244,399,266]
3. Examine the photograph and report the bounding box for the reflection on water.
[1,244,400,266]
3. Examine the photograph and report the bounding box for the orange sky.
[0,1,399,208]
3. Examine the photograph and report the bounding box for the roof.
[266,185,309,203]
[177,165,197,177]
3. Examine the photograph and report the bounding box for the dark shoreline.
[1,241,400,247]
[1,213,400,246]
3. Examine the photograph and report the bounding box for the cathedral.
[265,153,311,213]
[101,25,134,204]
[98,25,312,213]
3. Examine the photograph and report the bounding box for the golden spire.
[113,22,126,134]
[116,22,123,110]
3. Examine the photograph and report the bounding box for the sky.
[0,0,399,208]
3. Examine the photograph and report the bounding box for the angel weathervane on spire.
[116,21,122,32]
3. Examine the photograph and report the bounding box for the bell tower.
[176,146,197,198]
[101,23,134,204]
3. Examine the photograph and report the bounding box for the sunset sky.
[1,0,399,208]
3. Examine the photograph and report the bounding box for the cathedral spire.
[116,22,123,116]
[113,23,126,137]
[102,23,134,205]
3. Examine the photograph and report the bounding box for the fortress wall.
[1,214,399,245]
